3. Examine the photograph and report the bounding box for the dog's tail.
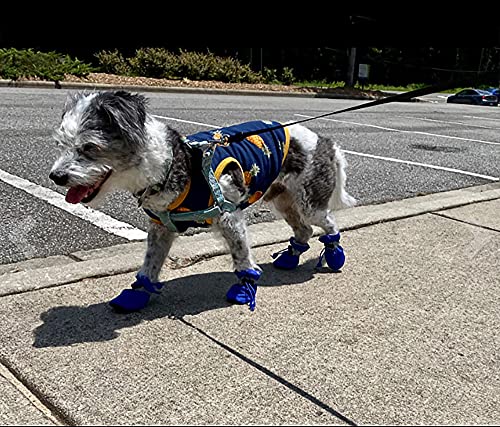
[330,146,356,210]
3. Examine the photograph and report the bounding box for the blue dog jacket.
[145,120,290,232]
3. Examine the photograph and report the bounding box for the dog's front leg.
[139,222,177,282]
[109,222,176,312]
[216,210,262,311]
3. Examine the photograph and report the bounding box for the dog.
[49,90,356,312]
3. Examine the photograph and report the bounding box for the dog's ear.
[95,91,148,145]
[62,91,86,117]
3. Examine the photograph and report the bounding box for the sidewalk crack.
[0,359,71,426]
[430,212,500,233]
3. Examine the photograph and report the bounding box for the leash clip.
[136,183,162,208]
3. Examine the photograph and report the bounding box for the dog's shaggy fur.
[49,90,355,310]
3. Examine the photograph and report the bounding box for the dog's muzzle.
[49,170,69,186]
[50,169,113,204]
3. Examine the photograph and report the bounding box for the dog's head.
[49,90,150,206]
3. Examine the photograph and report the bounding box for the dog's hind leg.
[309,210,346,271]
[310,209,340,236]
[109,222,176,312]
[267,186,313,270]
[271,195,346,272]
[215,209,262,311]
[306,147,354,272]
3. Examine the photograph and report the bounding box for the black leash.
[226,80,461,144]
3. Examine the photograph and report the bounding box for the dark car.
[486,87,500,98]
[447,89,498,106]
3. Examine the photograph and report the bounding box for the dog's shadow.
[33,259,335,348]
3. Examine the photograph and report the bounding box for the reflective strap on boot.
[226,268,261,311]
[272,237,310,258]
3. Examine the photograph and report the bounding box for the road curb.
[0,79,325,98]
[1,182,499,297]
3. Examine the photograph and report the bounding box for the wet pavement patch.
[410,143,464,153]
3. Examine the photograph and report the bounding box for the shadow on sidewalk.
[33,259,337,348]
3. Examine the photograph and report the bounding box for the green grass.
[355,83,428,92]
[293,80,467,93]
[358,83,468,94]
[293,80,345,89]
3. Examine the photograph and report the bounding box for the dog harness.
[144,120,290,232]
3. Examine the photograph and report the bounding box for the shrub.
[176,50,217,81]
[94,49,132,75]
[280,67,296,85]
[262,67,279,84]
[261,67,296,85]
[127,47,179,78]
[170,48,264,83]
[196,51,262,83]
[0,48,30,80]
[0,48,93,82]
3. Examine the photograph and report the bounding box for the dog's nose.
[49,170,69,186]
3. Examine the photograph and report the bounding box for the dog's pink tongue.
[65,186,90,204]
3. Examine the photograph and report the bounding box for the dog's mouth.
[65,170,113,204]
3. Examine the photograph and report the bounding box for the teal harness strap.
[149,139,237,233]
[199,142,238,213]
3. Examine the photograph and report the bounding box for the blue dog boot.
[109,273,164,313]
[272,237,310,270]
[317,233,345,271]
[226,268,261,311]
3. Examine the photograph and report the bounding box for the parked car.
[446,89,498,106]
[486,87,500,98]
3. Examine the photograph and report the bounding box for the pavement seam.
[179,318,358,426]
[353,194,500,234]
[0,360,68,426]
[430,211,500,233]
[1,269,139,298]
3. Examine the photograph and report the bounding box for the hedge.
[95,48,296,84]
[0,48,93,82]
[0,47,296,85]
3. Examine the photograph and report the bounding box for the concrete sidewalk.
[1,183,499,425]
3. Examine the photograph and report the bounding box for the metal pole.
[347,47,357,87]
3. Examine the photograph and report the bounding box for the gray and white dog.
[49,90,355,312]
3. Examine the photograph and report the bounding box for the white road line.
[152,114,499,182]
[0,168,147,241]
[398,115,500,130]
[463,115,500,122]
[295,114,500,146]
[152,114,219,128]
[342,150,499,182]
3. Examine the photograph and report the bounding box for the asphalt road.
[1,87,499,264]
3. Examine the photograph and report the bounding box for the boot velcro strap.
[132,273,164,294]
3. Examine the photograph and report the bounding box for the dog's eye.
[78,143,100,156]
